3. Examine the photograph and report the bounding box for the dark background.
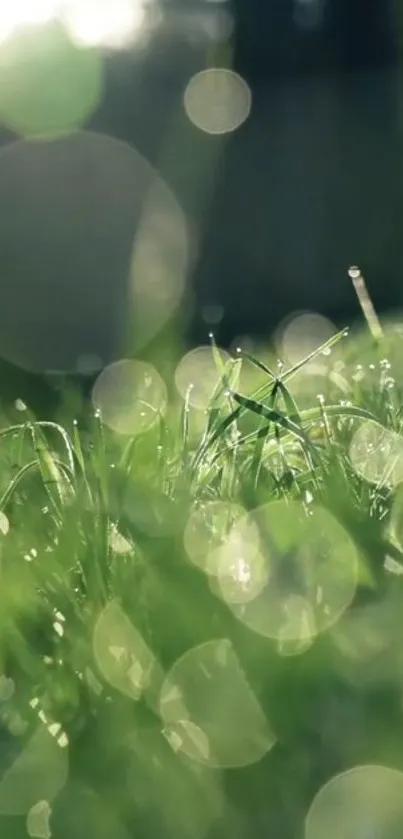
[0,0,402,405]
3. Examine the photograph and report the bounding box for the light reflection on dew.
[349,420,403,488]
[91,359,167,436]
[0,512,9,535]
[217,501,357,648]
[108,523,133,555]
[215,538,269,604]
[183,500,247,574]
[306,765,403,839]
[175,346,231,410]
[184,68,251,135]
[160,639,276,768]
[27,800,52,839]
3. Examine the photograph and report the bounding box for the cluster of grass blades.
[1,319,403,838]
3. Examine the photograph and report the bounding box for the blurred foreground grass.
[2,322,403,837]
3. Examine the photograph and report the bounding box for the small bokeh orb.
[0,22,102,138]
[306,764,403,839]
[175,346,231,410]
[91,359,167,435]
[184,68,251,135]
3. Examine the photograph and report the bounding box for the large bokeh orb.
[0,130,188,374]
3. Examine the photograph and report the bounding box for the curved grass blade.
[0,461,40,511]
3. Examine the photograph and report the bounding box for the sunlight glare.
[0,0,59,42]
[64,0,147,49]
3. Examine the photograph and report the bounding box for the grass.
[2,313,403,837]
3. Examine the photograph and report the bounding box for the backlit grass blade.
[230,391,319,461]
[281,327,349,382]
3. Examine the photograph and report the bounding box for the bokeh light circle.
[183,501,246,573]
[349,420,403,487]
[306,765,403,839]
[0,22,102,138]
[160,639,275,768]
[93,599,155,700]
[277,311,336,367]
[215,530,269,604]
[175,346,230,409]
[184,69,251,135]
[218,501,358,648]
[0,131,188,373]
[92,359,167,435]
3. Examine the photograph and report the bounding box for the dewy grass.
[2,320,403,836]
